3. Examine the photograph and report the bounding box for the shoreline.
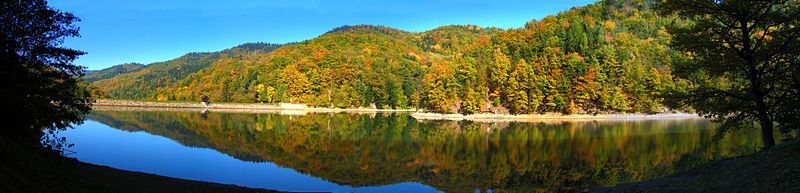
[93,99,416,113]
[93,99,702,121]
[411,112,702,122]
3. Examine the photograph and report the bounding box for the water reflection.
[69,110,762,192]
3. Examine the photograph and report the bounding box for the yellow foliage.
[603,20,616,31]
[432,44,442,51]
[156,94,167,101]
[753,31,773,41]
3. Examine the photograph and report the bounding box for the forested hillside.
[82,63,144,83]
[90,43,282,99]
[91,0,686,114]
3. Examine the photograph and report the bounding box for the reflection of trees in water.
[87,111,761,192]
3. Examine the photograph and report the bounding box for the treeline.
[82,63,144,83]
[91,0,688,114]
[420,0,683,114]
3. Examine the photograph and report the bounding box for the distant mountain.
[82,63,144,83]
[92,0,686,114]
[91,43,282,99]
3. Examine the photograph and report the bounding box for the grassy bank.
[0,137,280,193]
[590,139,800,193]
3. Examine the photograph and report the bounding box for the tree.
[507,59,530,114]
[255,84,277,103]
[659,0,800,148]
[489,48,511,105]
[426,80,450,113]
[1,0,92,149]
[460,87,481,115]
[279,64,312,103]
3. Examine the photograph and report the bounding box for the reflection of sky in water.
[63,120,442,193]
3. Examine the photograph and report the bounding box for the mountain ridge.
[83,63,145,83]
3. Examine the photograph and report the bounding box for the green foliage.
[507,59,530,114]
[426,80,450,113]
[1,0,93,148]
[255,84,276,103]
[489,48,511,104]
[460,88,481,115]
[486,0,681,114]
[82,63,144,83]
[659,0,800,148]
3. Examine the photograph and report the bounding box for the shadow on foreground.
[0,137,281,193]
[590,139,800,193]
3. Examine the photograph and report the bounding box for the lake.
[63,110,763,193]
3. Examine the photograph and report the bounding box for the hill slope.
[82,63,144,83]
[92,0,685,114]
[91,43,282,100]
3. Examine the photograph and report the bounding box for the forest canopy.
[89,0,686,115]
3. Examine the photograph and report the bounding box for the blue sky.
[50,0,596,70]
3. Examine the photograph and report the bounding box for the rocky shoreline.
[92,99,417,112]
[93,100,702,122]
[411,112,702,122]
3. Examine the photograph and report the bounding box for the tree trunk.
[756,100,776,149]
[739,20,776,149]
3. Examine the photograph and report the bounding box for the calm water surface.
[64,110,763,193]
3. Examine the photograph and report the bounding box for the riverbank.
[94,100,702,121]
[411,112,701,122]
[0,137,280,193]
[590,139,800,193]
[93,99,416,113]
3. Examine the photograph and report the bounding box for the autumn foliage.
[90,1,685,114]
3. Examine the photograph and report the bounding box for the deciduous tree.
[1,0,92,149]
[659,0,800,148]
